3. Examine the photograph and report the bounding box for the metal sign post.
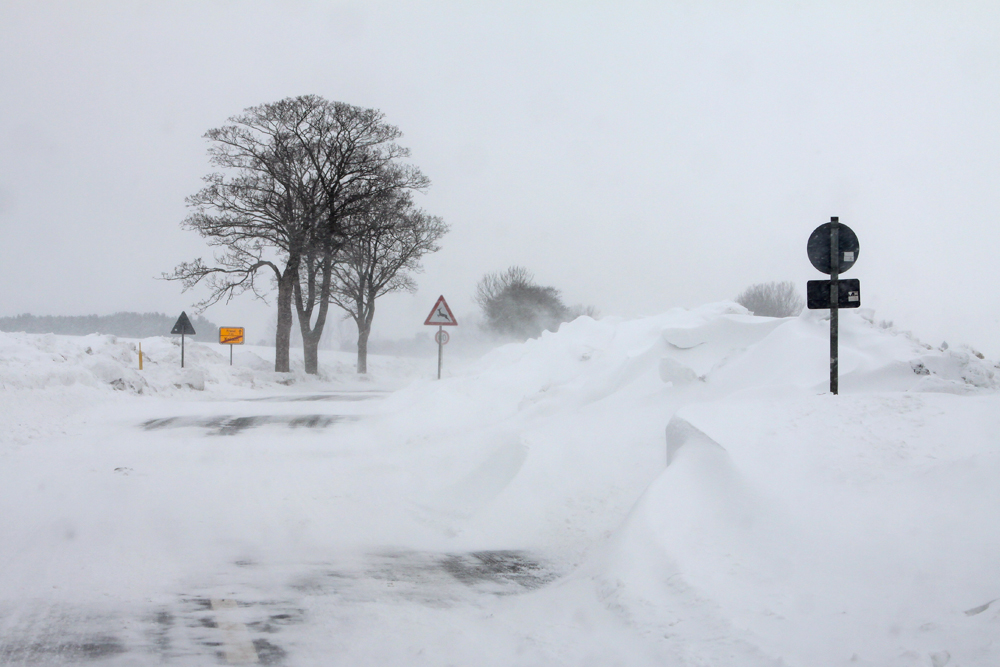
[806,217,861,395]
[829,219,840,394]
[424,296,457,380]
[437,326,444,379]
[170,312,197,368]
[434,327,450,380]
[219,327,245,366]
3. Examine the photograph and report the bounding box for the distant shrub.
[735,281,805,317]
[474,266,567,339]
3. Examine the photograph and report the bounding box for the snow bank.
[0,331,425,396]
[5,304,989,402]
[0,332,263,394]
[378,303,1000,664]
[609,394,1000,666]
[388,303,998,428]
[0,331,425,447]
[350,304,998,560]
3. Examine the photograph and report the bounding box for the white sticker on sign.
[843,251,855,262]
[848,292,859,301]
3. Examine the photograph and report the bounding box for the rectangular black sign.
[807,279,861,309]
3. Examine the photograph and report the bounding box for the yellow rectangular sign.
[219,327,245,345]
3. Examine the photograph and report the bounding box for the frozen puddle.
[141,414,358,435]
[0,550,558,665]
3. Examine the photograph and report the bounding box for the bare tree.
[164,96,324,372]
[474,266,534,309]
[326,192,448,373]
[734,281,805,317]
[165,95,429,374]
[286,101,431,374]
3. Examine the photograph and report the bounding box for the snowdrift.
[379,303,1000,665]
[612,396,1000,666]
[379,303,998,454]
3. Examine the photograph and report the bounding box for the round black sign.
[807,222,860,274]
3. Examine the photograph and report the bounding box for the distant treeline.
[0,312,221,342]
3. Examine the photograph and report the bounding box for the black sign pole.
[829,216,840,395]
[230,344,233,366]
[171,312,196,369]
[806,219,860,394]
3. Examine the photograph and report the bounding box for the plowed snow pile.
[1,303,998,666]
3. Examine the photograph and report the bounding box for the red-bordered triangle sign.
[424,295,458,326]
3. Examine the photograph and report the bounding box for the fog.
[2,2,998,354]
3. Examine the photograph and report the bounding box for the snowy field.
[1,304,999,666]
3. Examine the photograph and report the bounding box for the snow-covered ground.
[1,304,998,666]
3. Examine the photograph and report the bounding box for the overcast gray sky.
[2,1,999,353]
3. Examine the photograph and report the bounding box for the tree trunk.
[294,250,333,376]
[356,325,370,374]
[274,255,303,373]
[302,331,321,375]
[356,295,376,374]
[274,270,296,373]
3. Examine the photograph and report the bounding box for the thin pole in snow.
[181,333,185,369]
[437,325,443,380]
[829,216,839,395]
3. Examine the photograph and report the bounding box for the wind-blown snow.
[1,304,998,666]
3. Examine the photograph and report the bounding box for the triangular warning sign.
[424,296,457,326]
[171,311,197,335]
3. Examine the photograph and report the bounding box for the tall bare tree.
[164,97,324,372]
[327,192,448,373]
[284,100,430,374]
[166,96,429,374]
